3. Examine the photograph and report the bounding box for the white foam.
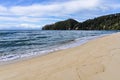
[0,54,20,62]
[0,34,109,63]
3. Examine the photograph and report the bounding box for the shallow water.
[0,30,118,62]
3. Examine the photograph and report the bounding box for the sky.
[0,0,120,30]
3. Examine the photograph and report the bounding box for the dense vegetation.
[42,19,79,30]
[42,13,120,30]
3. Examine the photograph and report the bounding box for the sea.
[0,30,119,62]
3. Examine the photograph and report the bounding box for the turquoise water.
[0,30,118,62]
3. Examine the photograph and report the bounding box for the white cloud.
[0,0,120,29]
[0,0,101,17]
[0,16,39,23]
[0,16,63,23]
[107,4,120,9]
[0,6,7,12]
[0,23,42,29]
[9,0,100,16]
[0,0,120,17]
[19,23,41,29]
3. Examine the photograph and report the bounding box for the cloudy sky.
[0,0,120,30]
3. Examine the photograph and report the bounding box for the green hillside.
[42,19,79,30]
[42,13,120,30]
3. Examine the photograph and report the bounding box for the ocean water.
[0,30,118,62]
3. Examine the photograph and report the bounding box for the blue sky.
[0,0,120,30]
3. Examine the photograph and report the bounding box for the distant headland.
[42,13,120,30]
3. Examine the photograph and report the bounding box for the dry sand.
[0,32,120,80]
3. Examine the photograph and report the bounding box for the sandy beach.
[0,32,120,80]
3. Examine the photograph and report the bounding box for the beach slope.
[0,33,120,80]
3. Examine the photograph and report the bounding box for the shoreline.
[0,33,112,66]
[0,32,120,80]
